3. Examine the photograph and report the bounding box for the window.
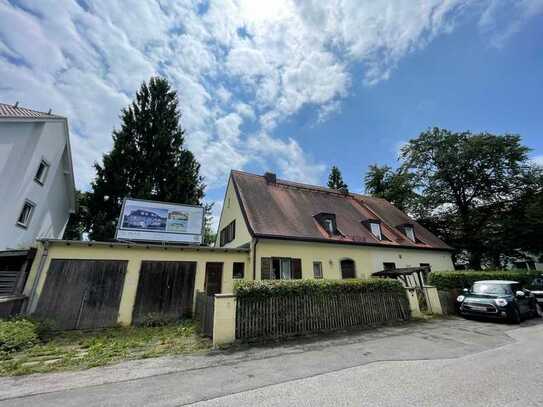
[17,200,35,228]
[383,262,396,271]
[34,159,50,185]
[340,259,356,279]
[233,262,245,279]
[315,213,338,235]
[313,261,323,279]
[323,218,334,234]
[261,257,302,280]
[219,220,236,246]
[370,222,382,240]
[404,225,415,241]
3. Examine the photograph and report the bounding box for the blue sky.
[1,1,542,226]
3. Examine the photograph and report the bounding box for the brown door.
[205,262,223,296]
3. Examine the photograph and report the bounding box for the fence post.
[424,286,443,315]
[405,287,422,317]
[213,294,237,347]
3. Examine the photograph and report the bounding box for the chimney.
[47,108,52,114]
[264,172,276,184]
[14,101,19,108]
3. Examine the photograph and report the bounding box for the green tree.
[203,203,217,246]
[63,190,89,240]
[85,77,205,241]
[400,128,532,269]
[364,165,418,213]
[327,165,349,193]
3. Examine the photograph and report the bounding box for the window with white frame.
[17,200,35,228]
[370,222,382,240]
[313,261,323,279]
[34,159,50,185]
[404,225,415,241]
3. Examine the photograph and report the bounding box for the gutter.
[24,240,50,314]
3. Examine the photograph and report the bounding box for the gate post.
[213,294,236,347]
[405,287,422,317]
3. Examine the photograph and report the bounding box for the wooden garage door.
[35,259,128,330]
[132,261,197,325]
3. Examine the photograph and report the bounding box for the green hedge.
[428,270,541,290]
[234,278,405,299]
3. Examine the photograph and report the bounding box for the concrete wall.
[215,176,252,248]
[254,239,454,280]
[24,241,250,325]
[0,120,74,250]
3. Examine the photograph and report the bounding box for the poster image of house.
[121,206,168,231]
[166,210,189,233]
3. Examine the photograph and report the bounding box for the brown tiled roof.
[231,170,452,251]
[0,102,64,119]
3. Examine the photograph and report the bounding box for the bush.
[0,319,39,353]
[428,270,541,291]
[234,278,405,299]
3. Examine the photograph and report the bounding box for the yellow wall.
[215,176,252,248]
[254,239,454,280]
[23,242,250,325]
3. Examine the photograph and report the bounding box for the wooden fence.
[195,291,215,337]
[236,291,409,341]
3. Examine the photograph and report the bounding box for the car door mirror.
[516,290,525,297]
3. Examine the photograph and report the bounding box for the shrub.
[0,319,39,353]
[428,270,541,291]
[234,278,404,299]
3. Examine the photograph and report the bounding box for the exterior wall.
[0,120,73,250]
[254,239,454,280]
[23,242,250,325]
[215,177,252,248]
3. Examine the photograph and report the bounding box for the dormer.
[397,223,416,242]
[315,212,339,235]
[362,219,382,240]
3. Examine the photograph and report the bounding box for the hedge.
[234,278,405,299]
[428,270,541,290]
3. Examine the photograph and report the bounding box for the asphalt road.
[1,318,542,406]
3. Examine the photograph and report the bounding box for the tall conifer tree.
[85,77,205,240]
[327,165,349,193]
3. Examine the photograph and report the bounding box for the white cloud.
[1,0,540,196]
[478,0,543,47]
[247,132,325,184]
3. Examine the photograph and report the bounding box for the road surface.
[1,318,541,406]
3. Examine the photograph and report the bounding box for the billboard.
[115,198,204,244]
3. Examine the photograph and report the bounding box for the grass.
[0,321,211,377]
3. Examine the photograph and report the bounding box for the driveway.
[1,317,542,406]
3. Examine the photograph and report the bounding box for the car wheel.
[509,307,521,324]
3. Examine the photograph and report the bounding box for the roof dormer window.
[404,225,415,242]
[369,222,382,240]
[362,219,383,240]
[315,213,338,235]
[397,223,416,242]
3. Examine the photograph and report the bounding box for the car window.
[472,283,511,295]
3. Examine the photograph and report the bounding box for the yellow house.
[216,170,454,281]
[21,170,453,329]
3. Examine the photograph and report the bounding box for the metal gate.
[34,259,128,330]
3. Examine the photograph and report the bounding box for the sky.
[1,0,542,228]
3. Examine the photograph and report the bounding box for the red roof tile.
[0,102,63,119]
[231,170,452,251]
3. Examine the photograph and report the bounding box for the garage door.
[132,261,196,325]
[34,259,128,330]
